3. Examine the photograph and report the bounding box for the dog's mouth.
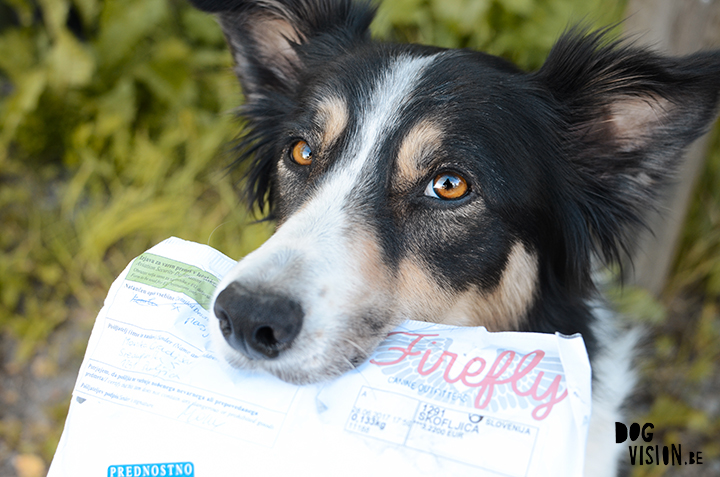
[208,232,400,384]
[209,286,394,385]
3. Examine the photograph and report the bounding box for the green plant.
[9,0,720,474]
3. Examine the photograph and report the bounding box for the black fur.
[192,0,720,362]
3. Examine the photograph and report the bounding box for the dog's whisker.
[340,355,372,387]
[206,221,229,246]
[343,338,370,360]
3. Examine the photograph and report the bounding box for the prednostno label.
[108,462,194,477]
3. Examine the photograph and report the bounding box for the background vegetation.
[0,0,717,475]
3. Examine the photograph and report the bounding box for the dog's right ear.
[189,0,375,100]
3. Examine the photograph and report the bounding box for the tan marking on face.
[395,256,454,323]
[396,242,538,331]
[316,96,349,147]
[346,227,394,313]
[396,120,444,187]
[448,243,538,330]
[337,227,398,362]
[353,231,388,287]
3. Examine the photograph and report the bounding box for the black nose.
[213,283,304,360]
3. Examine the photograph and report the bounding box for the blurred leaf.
[95,0,168,70]
[373,0,426,32]
[646,395,694,428]
[671,122,720,297]
[181,8,225,45]
[0,68,47,159]
[94,77,136,140]
[0,28,37,81]
[37,0,70,39]
[72,0,101,27]
[502,0,535,16]
[133,39,195,106]
[3,0,34,26]
[608,285,668,325]
[47,30,95,88]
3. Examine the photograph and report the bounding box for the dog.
[188,0,720,474]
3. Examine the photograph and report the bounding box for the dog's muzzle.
[213,282,304,360]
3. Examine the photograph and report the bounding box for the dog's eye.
[291,140,313,166]
[424,172,469,200]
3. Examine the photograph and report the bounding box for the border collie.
[189,0,720,474]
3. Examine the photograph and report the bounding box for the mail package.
[48,237,592,477]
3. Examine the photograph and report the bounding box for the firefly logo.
[615,422,703,466]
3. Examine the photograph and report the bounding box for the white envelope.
[49,237,592,477]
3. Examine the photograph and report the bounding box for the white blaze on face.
[211,54,438,383]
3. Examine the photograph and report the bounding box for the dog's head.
[190,0,720,384]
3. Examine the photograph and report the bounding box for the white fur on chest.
[584,306,640,477]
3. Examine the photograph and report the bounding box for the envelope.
[48,237,592,477]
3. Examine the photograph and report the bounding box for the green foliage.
[608,285,668,325]
[672,122,720,298]
[0,0,272,358]
[613,123,720,477]
[627,124,720,477]
[3,0,720,472]
[372,0,626,69]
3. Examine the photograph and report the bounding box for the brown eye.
[291,140,312,166]
[425,172,469,200]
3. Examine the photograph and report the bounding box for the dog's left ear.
[537,30,720,266]
[189,0,375,214]
[188,0,375,100]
